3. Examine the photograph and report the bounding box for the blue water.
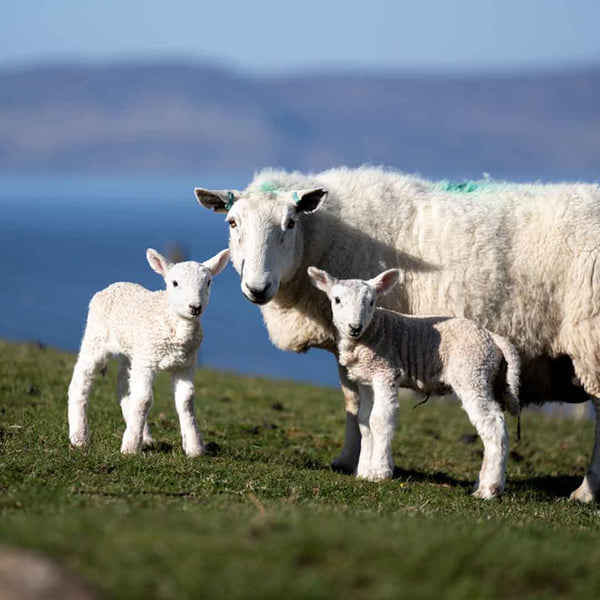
[0,175,339,386]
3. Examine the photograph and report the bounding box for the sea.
[1,171,598,390]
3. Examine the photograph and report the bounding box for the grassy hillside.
[1,340,600,599]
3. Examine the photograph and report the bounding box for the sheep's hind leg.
[120,364,154,454]
[458,388,509,499]
[118,358,154,447]
[331,362,362,474]
[68,350,105,447]
[172,367,204,457]
[570,397,600,503]
[356,384,375,479]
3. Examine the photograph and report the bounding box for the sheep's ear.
[194,188,239,213]
[147,248,172,276]
[370,269,400,296]
[307,266,336,293]
[293,188,328,214]
[204,249,230,276]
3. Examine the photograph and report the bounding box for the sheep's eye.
[334,297,341,305]
[228,220,237,229]
[207,280,211,288]
[370,299,375,307]
[286,219,296,230]
[172,281,178,287]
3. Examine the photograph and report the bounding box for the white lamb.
[68,247,230,455]
[308,266,520,499]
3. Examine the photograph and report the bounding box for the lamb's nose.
[349,324,362,337]
[189,304,202,316]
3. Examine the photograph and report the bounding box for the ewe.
[68,248,229,455]
[308,266,520,499]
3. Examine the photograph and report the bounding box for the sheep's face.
[307,267,401,339]
[329,280,377,340]
[195,186,327,305]
[146,248,230,320]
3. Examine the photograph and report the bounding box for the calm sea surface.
[0,175,339,386]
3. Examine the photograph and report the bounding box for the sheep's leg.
[458,388,508,499]
[68,350,105,446]
[331,362,362,474]
[117,358,154,447]
[356,384,375,479]
[120,365,154,454]
[570,397,600,503]
[172,367,204,457]
[364,379,398,481]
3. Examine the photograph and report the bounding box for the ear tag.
[293,192,300,204]
[224,191,235,210]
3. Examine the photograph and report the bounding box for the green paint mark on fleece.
[439,181,484,193]
[259,181,279,193]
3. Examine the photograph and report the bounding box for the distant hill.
[0,61,599,176]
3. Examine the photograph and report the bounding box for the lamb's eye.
[228,220,237,229]
[207,280,211,288]
[287,219,296,230]
[172,281,178,287]
[334,297,341,305]
[370,299,375,307]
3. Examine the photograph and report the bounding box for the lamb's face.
[165,262,213,320]
[194,186,327,305]
[329,280,377,340]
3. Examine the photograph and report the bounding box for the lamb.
[68,247,230,455]
[308,266,520,499]
[195,167,600,502]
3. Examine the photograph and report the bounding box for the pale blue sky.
[2,0,599,72]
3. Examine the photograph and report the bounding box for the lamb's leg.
[570,397,600,503]
[331,362,362,474]
[118,358,154,447]
[458,388,509,499]
[120,364,154,454]
[172,367,204,457]
[356,384,375,479]
[364,379,398,481]
[68,350,104,446]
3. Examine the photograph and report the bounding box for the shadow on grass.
[511,475,583,499]
[392,467,472,490]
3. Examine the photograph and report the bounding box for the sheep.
[68,247,230,455]
[308,266,520,498]
[195,166,600,502]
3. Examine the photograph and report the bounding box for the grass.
[1,339,600,599]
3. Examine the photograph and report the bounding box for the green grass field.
[1,339,600,599]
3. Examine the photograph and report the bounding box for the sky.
[1,0,599,73]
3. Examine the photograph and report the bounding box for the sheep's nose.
[349,324,362,337]
[189,303,202,316]
[246,283,271,304]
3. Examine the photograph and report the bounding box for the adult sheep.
[195,167,600,502]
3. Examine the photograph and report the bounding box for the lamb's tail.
[491,334,521,417]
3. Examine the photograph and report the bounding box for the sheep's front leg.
[331,362,362,474]
[68,352,104,446]
[118,358,154,447]
[356,384,375,479]
[458,388,508,499]
[570,397,600,503]
[364,379,397,481]
[120,365,154,454]
[172,367,204,457]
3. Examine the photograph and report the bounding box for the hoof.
[472,483,503,500]
[184,445,205,457]
[142,435,156,448]
[331,453,359,475]
[569,480,598,503]
[69,432,88,447]
[357,469,393,482]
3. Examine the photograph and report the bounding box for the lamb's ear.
[194,188,239,213]
[293,188,328,214]
[147,248,172,277]
[203,249,230,276]
[370,269,401,296]
[307,266,336,293]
